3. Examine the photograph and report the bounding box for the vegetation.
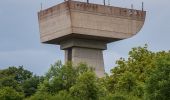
[0,45,170,100]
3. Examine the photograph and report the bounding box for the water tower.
[38,0,146,77]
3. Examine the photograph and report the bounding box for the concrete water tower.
[38,0,146,77]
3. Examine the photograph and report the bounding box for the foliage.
[25,92,52,100]
[0,87,24,100]
[38,61,77,94]
[29,61,97,100]
[0,66,32,84]
[22,76,44,97]
[1,45,170,100]
[104,45,170,99]
[0,66,43,98]
[38,61,94,94]
[0,66,32,93]
[27,90,77,100]
[145,53,170,100]
[70,71,99,100]
[50,90,78,100]
[103,45,154,96]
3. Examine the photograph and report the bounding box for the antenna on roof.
[131,4,133,10]
[104,0,105,6]
[142,2,144,11]
[131,4,134,15]
[87,0,89,3]
[40,3,43,11]
[108,0,110,6]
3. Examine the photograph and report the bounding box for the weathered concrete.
[60,39,107,50]
[66,47,105,77]
[38,1,146,77]
[73,47,105,77]
[38,1,145,44]
[61,38,106,77]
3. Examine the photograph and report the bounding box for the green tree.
[51,90,78,100]
[27,90,78,100]
[0,87,24,100]
[38,61,76,94]
[116,71,136,92]
[1,45,170,100]
[106,45,155,95]
[26,92,52,100]
[102,45,170,100]
[70,71,99,100]
[0,66,42,97]
[0,66,33,93]
[0,66,32,84]
[22,76,44,97]
[38,61,93,94]
[145,53,170,100]
[0,76,22,92]
[35,61,101,100]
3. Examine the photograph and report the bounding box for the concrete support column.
[61,39,106,77]
[72,47,105,77]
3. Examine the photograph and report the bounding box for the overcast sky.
[0,0,170,75]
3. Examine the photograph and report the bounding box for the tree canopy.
[0,45,170,100]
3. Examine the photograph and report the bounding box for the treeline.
[0,45,170,100]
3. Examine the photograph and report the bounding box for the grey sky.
[0,0,170,75]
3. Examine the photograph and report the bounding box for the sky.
[0,0,170,75]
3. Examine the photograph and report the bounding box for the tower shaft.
[61,38,106,77]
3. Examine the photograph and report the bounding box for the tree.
[70,71,99,100]
[0,66,42,97]
[0,66,32,84]
[38,61,76,94]
[27,90,78,100]
[22,76,44,97]
[102,45,170,100]
[116,71,136,92]
[51,90,78,100]
[36,61,102,100]
[0,66,33,93]
[145,53,170,100]
[1,45,170,100]
[0,87,24,100]
[106,45,156,96]
[38,61,92,94]
[0,75,22,92]
[26,92,52,100]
